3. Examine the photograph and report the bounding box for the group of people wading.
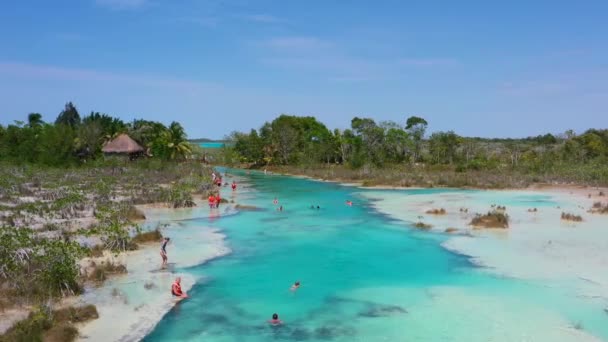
[162,170,333,326]
[164,171,239,301]
[209,172,237,209]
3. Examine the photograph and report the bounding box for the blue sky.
[0,0,607,139]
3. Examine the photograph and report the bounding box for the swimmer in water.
[273,198,278,205]
[290,281,301,291]
[160,237,170,268]
[268,313,282,325]
[171,277,188,299]
[231,181,237,191]
[277,205,283,212]
[346,200,353,206]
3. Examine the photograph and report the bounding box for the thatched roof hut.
[102,134,144,156]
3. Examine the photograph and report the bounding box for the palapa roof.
[102,134,144,154]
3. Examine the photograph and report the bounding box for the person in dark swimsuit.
[160,237,170,268]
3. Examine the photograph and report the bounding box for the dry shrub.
[52,305,99,324]
[445,228,458,233]
[88,245,105,258]
[561,212,583,222]
[470,211,509,228]
[414,222,432,230]
[1,305,98,342]
[425,208,446,215]
[131,229,162,245]
[125,206,146,221]
[590,202,608,214]
[43,324,79,342]
[87,261,127,283]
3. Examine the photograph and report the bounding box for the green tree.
[27,113,44,127]
[351,117,385,166]
[405,116,428,162]
[155,122,192,160]
[55,102,81,127]
[428,131,460,164]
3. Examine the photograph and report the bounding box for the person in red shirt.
[215,193,221,208]
[231,181,237,191]
[171,277,188,299]
[208,195,216,209]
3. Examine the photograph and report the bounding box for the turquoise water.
[144,172,607,341]
[198,142,226,149]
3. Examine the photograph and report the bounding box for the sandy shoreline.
[69,172,254,342]
[72,218,230,342]
[358,185,608,336]
[260,167,608,193]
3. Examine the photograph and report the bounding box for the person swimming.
[171,277,188,298]
[273,198,278,205]
[290,281,301,291]
[277,205,283,212]
[268,313,282,325]
[346,200,353,207]
[160,237,170,268]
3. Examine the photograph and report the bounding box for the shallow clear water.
[198,142,225,149]
[143,171,607,341]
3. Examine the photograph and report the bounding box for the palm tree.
[164,122,192,160]
[27,113,44,127]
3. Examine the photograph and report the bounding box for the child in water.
[290,281,301,291]
[268,313,282,325]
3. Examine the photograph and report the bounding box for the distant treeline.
[0,102,192,166]
[226,114,608,179]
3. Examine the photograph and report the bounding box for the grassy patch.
[561,212,583,222]
[0,304,98,342]
[86,260,128,283]
[414,221,432,230]
[470,211,509,228]
[425,208,446,215]
[131,229,162,245]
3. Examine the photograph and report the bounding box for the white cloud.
[263,36,334,51]
[95,0,148,10]
[177,16,219,28]
[0,61,217,91]
[398,58,458,67]
[242,14,283,24]
[257,36,458,82]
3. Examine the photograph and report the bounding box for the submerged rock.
[358,304,408,318]
[235,204,264,211]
